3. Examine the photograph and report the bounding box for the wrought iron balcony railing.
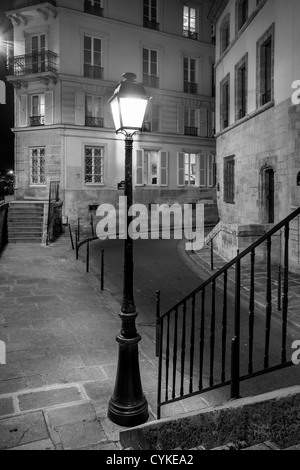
[30,115,45,127]
[85,116,104,128]
[261,89,272,106]
[13,0,56,8]
[84,2,103,16]
[10,51,58,77]
[143,74,159,88]
[84,64,104,80]
[184,81,198,95]
[237,107,246,120]
[143,18,159,30]
[142,121,152,132]
[183,29,198,40]
[184,126,198,136]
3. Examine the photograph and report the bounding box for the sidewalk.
[0,233,212,451]
[188,245,300,331]
[1,233,300,450]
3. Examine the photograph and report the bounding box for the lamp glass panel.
[119,97,148,130]
[110,98,121,131]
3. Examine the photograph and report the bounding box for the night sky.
[0,0,14,172]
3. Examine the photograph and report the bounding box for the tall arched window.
[236,0,248,33]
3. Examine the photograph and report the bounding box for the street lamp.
[107,72,150,427]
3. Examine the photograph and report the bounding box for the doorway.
[264,168,275,224]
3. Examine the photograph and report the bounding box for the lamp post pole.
[107,136,149,427]
[108,73,149,427]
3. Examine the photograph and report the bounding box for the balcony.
[142,121,152,132]
[13,0,56,8]
[84,2,103,17]
[30,115,45,127]
[183,29,198,40]
[84,65,104,80]
[10,51,58,77]
[184,126,198,136]
[85,116,104,128]
[261,90,272,106]
[184,81,198,95]
[143,74,159,89]
[237,107,246,120]
[143,18,159,30]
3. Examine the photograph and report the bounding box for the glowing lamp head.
[108,73,149,134]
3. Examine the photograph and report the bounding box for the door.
[265,168,274,223]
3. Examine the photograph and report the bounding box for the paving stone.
[0,411,49,450]
[18,386,82,411]
[0,397,14,417]
[46,402,96,428]
[0,375,48,395]
[8,438,55,450]
[57,420,106,450]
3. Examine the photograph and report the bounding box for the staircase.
[7,202,45,243]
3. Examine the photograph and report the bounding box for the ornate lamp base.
[108,334,149,427]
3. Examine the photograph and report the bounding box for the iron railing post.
[69,224,74,250]
[231,255,241,399]
[101,249,104,291]
[155,290,161,358]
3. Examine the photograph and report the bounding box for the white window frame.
[135,149,168,187]
[30,147,46,186]
[84,35,102,67]
[84,146,105,185]
[177,153,215,188]
[31,94,45,118]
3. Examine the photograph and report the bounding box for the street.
[85,236,300,407]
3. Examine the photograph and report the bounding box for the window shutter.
[152,103,159,132]
[136,150,144,186]
[160,151,168,186]
[75,92,85,126]
[44,91,53,125]
[178,152,185,186]
[177,106,185,135]
[207,154,214,187]
[19,94,28,127]
[198,108,208,137]
[199,153,207,187]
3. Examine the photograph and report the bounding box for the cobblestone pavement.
[0,233,299,450]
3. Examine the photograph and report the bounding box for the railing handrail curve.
[160,206,300,320]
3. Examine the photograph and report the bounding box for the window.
[235,54,248,120]
[183,5,197,40]
[178,153,216,187]
[143,102,159,132]
[220,74,230,130]
[84,35,103,79]
[236,0,248,33]
[85,146,104,184]
[143,48,159,88]
[136,150,168,186]
[185,153,197,186]
[220,14,230,54]
[31,34,46,73]
[30,148,46,185]
[143,0,159,30]
[257,25,274,107]
[185,108,197,136]
[224,156,235,204]
[30,94,45,126]
[184,57,197,94]
[84,0,103,16]
[85,95,104,127]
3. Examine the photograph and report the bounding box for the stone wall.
[215,98,300,270]
[0,203,8,254]
[120,386,300,451]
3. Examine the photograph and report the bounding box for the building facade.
[208,0,300,271]
[6,0,217,227]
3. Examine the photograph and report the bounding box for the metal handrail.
[157,206,300,419]
[160,206,300,319]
